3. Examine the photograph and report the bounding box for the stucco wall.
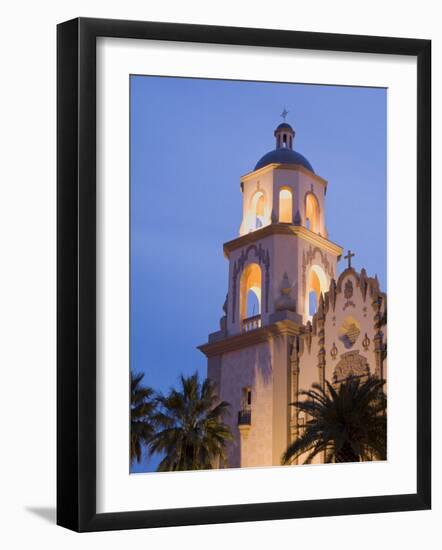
[218,342,273,468]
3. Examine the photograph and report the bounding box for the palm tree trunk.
[335,443,359,463]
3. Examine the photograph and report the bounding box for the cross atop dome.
[280,107,289,121]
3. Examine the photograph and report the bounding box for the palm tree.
[282,376,386,465]
[130,370,156,466]
[149,372,233,471]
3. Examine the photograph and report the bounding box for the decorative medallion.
[333,351,370,384]
[338,316,361,349]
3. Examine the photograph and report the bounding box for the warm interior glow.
[305,193,320,233]
[256,194,264,225]
[246,287,261,317]
[279,188,293,223]
[240,263,262,320]
[309,290,318,316]
[251,191,265,230]
[309,269,321,300]
[306,265,327,320]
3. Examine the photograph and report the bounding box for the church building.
[199,120,387,468]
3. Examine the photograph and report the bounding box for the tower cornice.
[241,163,328,187]
[223,224,343,259]
[198,319,303,358]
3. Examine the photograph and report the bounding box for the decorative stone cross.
[280,108,289,120]
[344,249,355,269]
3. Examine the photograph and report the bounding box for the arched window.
[251,191,265,229]
[308,269,321,316]
[305,193,320,233]
[306,265,327,320]
[279,188,293,223]
[255,194,264,228]
[240,263,262,327]
[246,288,260,317]
[309,290,317,316]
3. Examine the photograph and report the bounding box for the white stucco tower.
[199,121,348,468]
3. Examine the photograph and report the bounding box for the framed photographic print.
[57,17,431,532]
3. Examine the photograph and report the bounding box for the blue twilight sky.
[130,75,386,473]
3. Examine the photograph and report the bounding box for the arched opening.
[279,187,293,223]
[246,288,260,317]
[309,290,318,316]
[251,191,265,230]
[308,269,321,316]
[306,264,328,320]
[305,192,320,233]
[240,263,262,331]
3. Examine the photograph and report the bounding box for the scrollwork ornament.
[362,332,371,351]
[330,342,338,360]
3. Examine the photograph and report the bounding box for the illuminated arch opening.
[251,191,265,229]
[308,270,321,315]
[279,187,293,223]
[240,263,262,321]
[305,192,320,233]
[246,289,260,317]
[308,290,318,316]
[306,264,328,320]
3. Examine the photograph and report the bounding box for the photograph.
[129,76,387,473]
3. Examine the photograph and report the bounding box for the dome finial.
[254,121,314,173]
[274,116,295,150]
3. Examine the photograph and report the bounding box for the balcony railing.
[237,409,252,426]
[242,314,261,332]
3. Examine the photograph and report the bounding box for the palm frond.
[130,370,156,465]
[283,375,387,465]
[150,371,233,471]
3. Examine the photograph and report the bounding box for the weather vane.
[280,108,289,121]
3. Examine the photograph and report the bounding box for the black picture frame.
[57,17,431,532]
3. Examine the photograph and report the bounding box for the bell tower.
[199,121,343,468]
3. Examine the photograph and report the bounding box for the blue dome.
[254,147,314,173]
[275,122,294,132]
